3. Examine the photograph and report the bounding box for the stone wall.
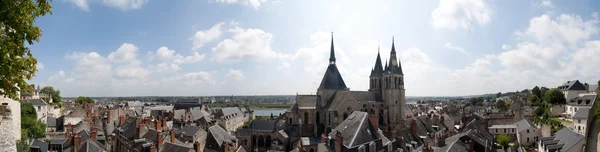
[0,97,21,141]
[0,97,21,152]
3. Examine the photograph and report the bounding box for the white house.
[214,107,247,133]
[514,119,540,146]
[488,124,517,140]
[558,80,589,101]
[26,99,48,124]
[538,128,584,152]
[572,107,589,135]
[565,93,596,118]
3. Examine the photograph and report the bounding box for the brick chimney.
[440,115,445,124]
[162,118,167,130]
[66,123,72,139]
[170,128,175,143]
[335,130,343,152]
[107,110,111,123]
[368,114,379,130]
[411,119,417,135]
[74,134,81,151]
[119,115,125,126]
[156,119,162,131]
[138,122,146,139]
[321,133,328,143]
[150,144,156,152]
[157,131,163,150]
[221,141,229,152]
[91,125,97,141]
[468,139,474,152]
[145,118,151,126]
[194,141,201,152]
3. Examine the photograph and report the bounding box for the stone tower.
[381,37,405,128]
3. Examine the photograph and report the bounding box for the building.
[327,111,393,152]
[558,80,589,101]
[286,35,408,150]
[566,94,596,118]
[538,127,584,152]
[514,119,540,147]
[0,97,21,151]
[488,125,517,140]
[214,107,247,133]
[572,107,590,135]
[26,99,49,124]
[205,125,237,152]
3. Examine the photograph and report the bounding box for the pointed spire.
[391,36,396,54]
[329,32,336,64]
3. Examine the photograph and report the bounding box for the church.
[285,34,415,151]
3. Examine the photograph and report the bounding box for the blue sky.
[30,0,600,97]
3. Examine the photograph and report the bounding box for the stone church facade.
[287,34,406,139]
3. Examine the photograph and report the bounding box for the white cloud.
[501,44,511,50]
[156,63,181,72]
[102,0,148,10]
[340,24,349,33]
[431,0,492,29]
[108,43,138,63]
[517,14,599,46]
[445,42,468,55]
[151,46,206,64]
[191,22,224,50]
[541,0,553,8]
[167,72,216,86]
[37,62,44,71]
[212,27,283,62]
[48,71,74,83]
[214,0,267,9]
[69,0,90,11]
[225,69,245,81]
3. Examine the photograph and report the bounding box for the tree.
[496,134,510,150]
[21,101,46,139]
[544,89,566,104]
[40,86,62,103]
[540,87,550,97]
[496,100,506,110]
[0,0,53,100]
[532,86,541,98]
[496,92,502,98]
[75,96,94,104]
[529,95,540,106]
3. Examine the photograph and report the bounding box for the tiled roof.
[318,64,347,90]
[249,120,275,132]
[207,125,236,146]
[328,111,381,148]
[26,99,47,105]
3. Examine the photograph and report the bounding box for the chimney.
[221,141,229,152]
[411,119,417,135]
[91,125,97,141]
[156,120,162,131]
[161,110,166,119]
[74,134,81,151]
[157,131,163,150]
[119,115,125,126]
[150,144,156,152]
[468,139,474,152]
[170,128,175,143]
[107,110,111,123]
[335,130,343,152]
[484,119,489,132]
[138,123,146,139]
[194,141,201,152]
[162,119,167,130]
[321,133,328,143]
[145,118,151,126]
[368,114,379,130]
[66,123,72,138]
[440,115,445,124]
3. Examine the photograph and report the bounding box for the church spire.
[329,32,336,64]
[370,43,384,77]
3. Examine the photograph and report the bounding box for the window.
[358,145,366,152]
[504,129,506,133]
[527,129,529,133]
[578,126,581,131]
[496,129,498,133]
[578,119,581,123]
[527,138,529,143]
[369,142,376,152]
[38,106,40,111]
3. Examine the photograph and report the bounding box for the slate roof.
[26,99,48,105]
[588,85,598,92]
[159,142,193,152]
[77,139,108,152]
[540,127,584,152]
[173,101,203,110]
[297,95,317,109]
[349,91,383,102]
[369,50,384,77]
[177,126,202,137]
[66,106,86,118]
[559,80,588,91]
[126,101,144,107]
[47,117,57,127]
[568,94,597,106]
[438,137,468,152]
[573,108,590,119]
[30,139,49,152]
[249,120,276,132]
[514,119,536,133]
[328,111,380,149]
[174,109,186,120]
[318,64,347,90]
[207,125,236,146]
[215,107,243,119]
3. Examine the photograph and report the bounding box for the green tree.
[532,86,541,98]
[40,86,62,103]
[540,87,550,97]
[496,92,502,98]
[544,89,566,104]
[75,96,94,104]
[0,0,53,100]
[496,134,510,150]
[496,99,506,110]
[21,101,46,139]
[529,95,540,106]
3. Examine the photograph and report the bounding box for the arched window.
[304,112,309,124]
[378,79,381,89]
[394,77,397,89]
[310,148,315,152]
[289,117,292,124]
